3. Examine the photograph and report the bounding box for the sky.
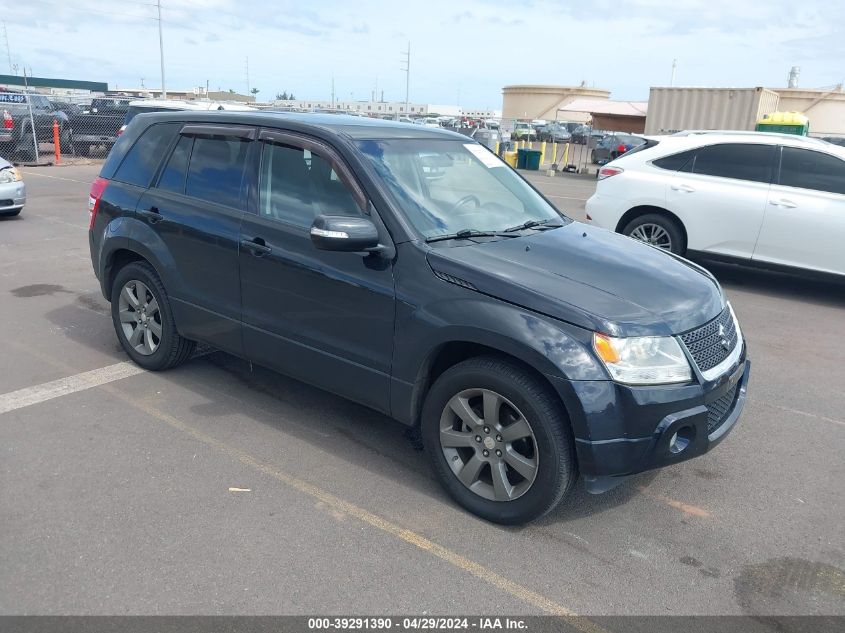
[3,0,843,108]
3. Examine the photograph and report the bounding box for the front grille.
[706,383,739,433]
[680,307,738,373]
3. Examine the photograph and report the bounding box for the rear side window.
[184,136,250,208]
[778,147,845,195]
[112,122,179,188]
[157,135,193,194]
[653,149,696,171]
[693,143,774,184]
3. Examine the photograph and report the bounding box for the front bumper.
[549,354,750,491]
[0,181,26,211]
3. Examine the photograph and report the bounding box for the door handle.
[138,206,163,224]
[769,198,797,209]
[240,237,271,256]
[671,183,695,193]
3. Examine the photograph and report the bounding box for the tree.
[289,93,295,100]
[227,88,234,93]
[250,87,259,96]
[276,92,287,100]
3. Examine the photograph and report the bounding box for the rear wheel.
[111,262,194,371]
[622,212,686,255]
[422,356,576,524]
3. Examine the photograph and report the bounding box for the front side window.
[184,136,250,208]
[778,147,845,195]
[259,142,361,228]
[357,139,565,239]
[113,122,180,188]
[692,143,774,184]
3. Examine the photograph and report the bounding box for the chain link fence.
[0,91,123,165]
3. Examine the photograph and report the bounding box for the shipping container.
[644,87,780,134]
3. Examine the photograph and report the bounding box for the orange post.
[52,119,61,165]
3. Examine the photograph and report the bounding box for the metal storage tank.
[644,87,780,134]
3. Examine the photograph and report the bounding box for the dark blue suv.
[88,112,750,524]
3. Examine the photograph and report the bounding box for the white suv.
[585,132,845,279]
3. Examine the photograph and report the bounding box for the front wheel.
[111,262,195,371]
[622,212,686,255]
[422,356,576,524]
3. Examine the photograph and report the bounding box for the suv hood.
[426,222,723,337]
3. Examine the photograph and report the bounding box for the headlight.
[593,333,691,385]
[0,167,22,184]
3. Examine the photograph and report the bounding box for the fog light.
[669,426,694,454]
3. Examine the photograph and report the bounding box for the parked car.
[512,122,536,140]
[50,100,84,118]
[822,136,845,148]
[0,92,70,159]
[585,132,845,279]
[89,112,749,524]
[118,99,256,136]
[539,122,572,143]
[571,125,605,145]
[69,98,131,157]
[591,134,647,164]
[0,156,25,216]
[413,117,441,128]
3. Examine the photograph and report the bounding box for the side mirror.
[310,215,380,253]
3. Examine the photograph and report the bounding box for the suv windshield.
[357,139,566,239]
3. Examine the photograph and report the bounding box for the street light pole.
[401,41,410,116]
[157,0,166,98]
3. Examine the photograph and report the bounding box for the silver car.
[0,157,25,217]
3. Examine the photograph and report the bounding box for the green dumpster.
[516,148,529,169]
[523,149,542,170]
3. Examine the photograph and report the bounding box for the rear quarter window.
[652,148,696,171]
[112,122,180,188]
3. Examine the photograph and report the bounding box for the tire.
[110,261,195,371]
[421,355,577,524]
[622,212,686,255]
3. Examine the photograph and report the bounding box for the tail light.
[2,110,12,129]
[117,124,126,136]
[597,166,624,181]
[88,177,108,230]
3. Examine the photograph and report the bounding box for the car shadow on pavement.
[44,293,667,527]
[704,261,845,309]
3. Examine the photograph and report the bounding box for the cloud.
[3,0,842,107]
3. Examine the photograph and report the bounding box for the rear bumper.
[548,356,750,491]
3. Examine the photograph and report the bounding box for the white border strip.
[0,362,145,415]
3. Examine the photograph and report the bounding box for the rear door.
[664,142,775,259]
[238,130,395,413]
[137,123,255,355]
[753,146,845,275]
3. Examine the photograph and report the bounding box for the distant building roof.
[559,99,648,117]
[0,74,108,92]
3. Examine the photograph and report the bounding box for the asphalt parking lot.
[1,164,843,617]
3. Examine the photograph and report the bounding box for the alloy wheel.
[439,388,539,501]
[630,223,672,251]
[117,280,162,355]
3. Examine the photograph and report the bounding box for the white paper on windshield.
[464,143,503,168]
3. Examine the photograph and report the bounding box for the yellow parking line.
[6,340,608,631]
[636,486,712,518]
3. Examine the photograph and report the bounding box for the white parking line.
[0,362,145,415]
[18,170,89,184]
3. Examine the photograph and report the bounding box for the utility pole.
[670,58,677,87]
[156,0,166,97]
[21,66,39,162]
[2,22,12,75]
[401,42,410,114]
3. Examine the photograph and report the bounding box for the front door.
[754,146,845,275]
[238,131,395,413]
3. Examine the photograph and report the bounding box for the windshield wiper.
[425,229,520,243]
[504,218,563,233]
